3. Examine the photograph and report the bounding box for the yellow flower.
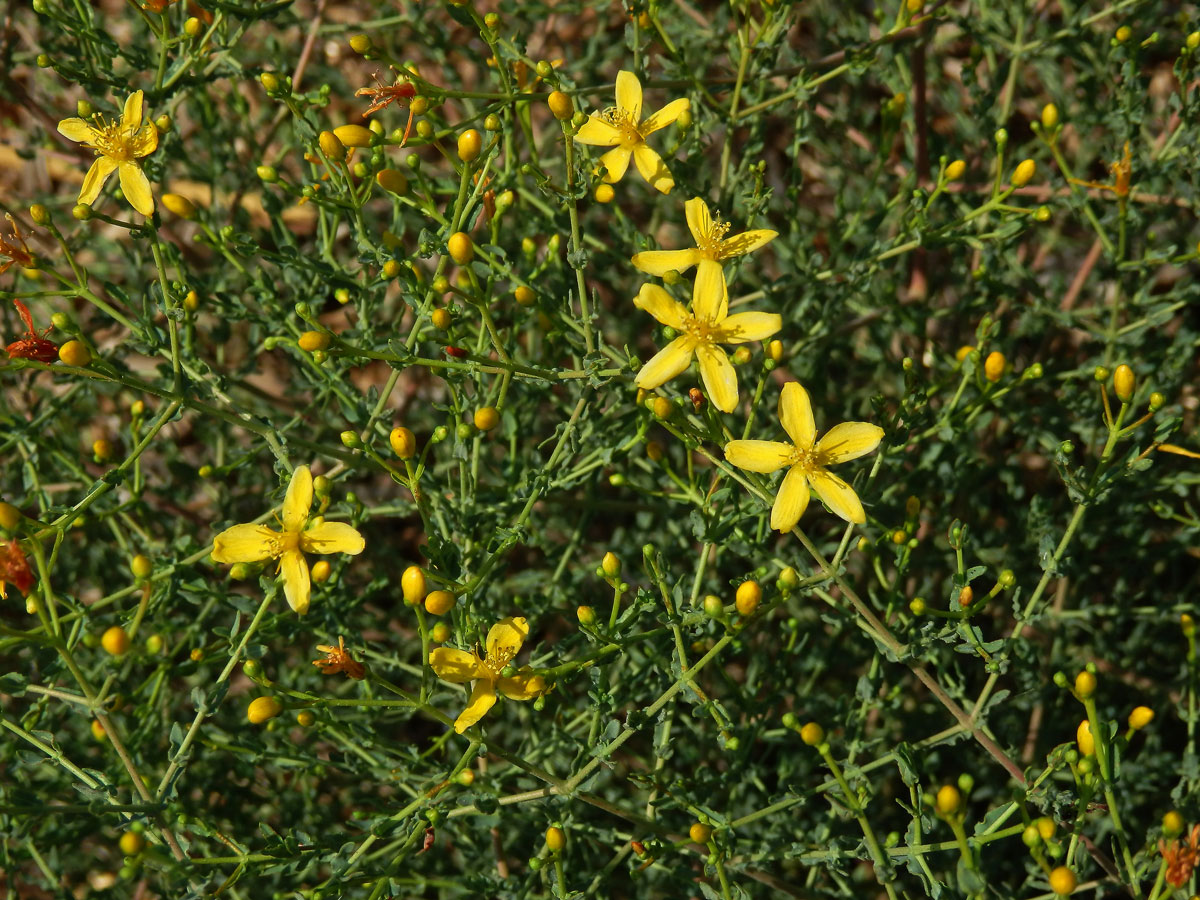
[429,616,547,734]
[573,70,689,193]
[632,197,777,276]
[725,382,883,530]
[57,91,159,217]
[211,465,365,614]
[634,260,780,413]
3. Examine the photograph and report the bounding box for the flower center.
[788,444,817,474]
[600,106,643,148]
[88,115,141,161]
[681,317,715,342]
[273,530,301,556]
[697,215,733,259]
[480,643,519,678]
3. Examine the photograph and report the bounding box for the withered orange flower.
[6,300,58,363]
[356,74,417,145]
[312,636,366,680]
[1070,141,1132,199]
[1161,824,1200,887]
[0,214,33,275]
[0,540,34,599]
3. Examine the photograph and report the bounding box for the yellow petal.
[118,163,154,217]
[720,228,778,259]
[635,336,694,390]
[78,156,117,206]
[615,70,642,122]
[57,117,95,143]
[574,116,622,146]
[630,248,701,277]
[684,197,714,246]
[282,465,313,532]
[1158,443,1200,459]
[771,466,811,532]
[641,97,690,135]
[691,260,728,325]
[632,143,673,193]
[779,382,815,450]
[430,648,483,684]
[132,123,159,159]
[808,468,866,524]
[598,145,632,183]
[633,283,690,330]
[724,440,793,474]
[498,667,546,700]
[454,680,498,733]
[300,521,366,556]
[212,523,279,563]
[122,91,144,129]
[280,549,311,614]
[816,422,885,465]
[696,342,738,413]
[486,616,528,665]
[712,311,781,345]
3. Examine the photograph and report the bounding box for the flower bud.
[576,605,596,626]
[1128,706,1154,730]
[1049,866,1076,896]
[0,502,20,531]
[545,826,566,852]
[298,331,330,352]
[431,623,451,643]
[474,407,500,431]
[1113,364,1134,402]
[161,193,197,219]
[1073,670,1096,699]
[376,168,409,195]
[645,440,664,462]
[247,696,283,724]
[1076,719,1095,756]
[799,722,824,745]
[340,430,362,449]
[702,595,724,618]
[424,590,455,616]
[984,351,1005,382]
[349,34,371,54]
[547,91,573,120]
[447,232,474,265]
[29,204,50,226]
[601,552,621,577]
[1164,810,1185,836]
[457,129,482,162]
[334,124,373,148]
[1041,103,1059,130]
[101,625,130,656]
[909,597,927,615]
[389,426,416,459]
[1011,159,1036,187]
[401,565,426,605]
[688,823,712,844]
[594,184,615,203]
[945,159,966,181]
[318,130,346,162]
[935,785,962,815]
[130,554,152,579]
[735,580,761,616]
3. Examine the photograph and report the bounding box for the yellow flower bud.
[184,16,202,37]
[424,590,456,616]
[767,339,783,362]
[474,407,500,431]
[944,159,966,181]
[431,308,452,330]
[298,331,331,352]
[401,565,426,605]
[594,184,615,203]
[447,232,474,265]
[1113,364,1134,402]
[161,193,197,219]
[1035,816,1056,840]
[1115,25,1131,43]
[799,722,824,746]
[956,344,974,362]
[935,785,962,815]
[1128,706,1154,730]
[457,129,482,162]
[1049,867,1076,896]
[311,560,331,583]
[547,90,573,120]
[601,552,621,577]
[514,285,535,306]
[101,625,130,656]
[1189,31,1200,50]
[349,34,371,54]
[334,124,373,148]
[376,168,408,195]
[984,351,1005,382]
[652,396,672,419]
[297,710,316,727]
[646,440,664,462]
[1011,158,1036,187]
[546,826,566,852]
[688,823,713,844]
[119,831,145,856]
[0,502,22,531]
[1164,810,1185,836]
[431,622,451,643]
[130,554,152,579]
[318,130,346,162]
[735,580,761,616]
[1076,719,1095,756]
[1074,670,1096,699]
[59,340,92,367]
[1041,103,1059,130]
[247,696,283,724]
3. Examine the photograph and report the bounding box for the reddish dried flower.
[312,635,366,680]
[0,214,33,275]
[6,300,58,363]
[445,346,468,359]
[1161,824,1200,887]
[0,540,34,599]
[356,75,418,145]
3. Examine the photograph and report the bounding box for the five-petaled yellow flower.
[725,382,884,531]
[57,91,159,217]
[211,465,365,615]
[632,197,778,276]
[573,70,689,194]
[634,260,780,413]
[429,616,547,734]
